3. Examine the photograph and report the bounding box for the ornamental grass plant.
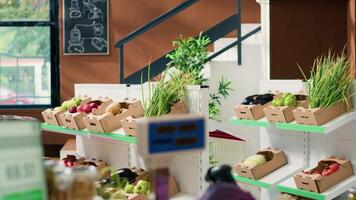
[301,52,353,109]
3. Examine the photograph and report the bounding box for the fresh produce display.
[97,168,151,199]
[301,52,352,109]
[241,93,274,105]
[303,162,340,176]
[70,100,102,114]
[241,154,267,168]
[272,93,297,107]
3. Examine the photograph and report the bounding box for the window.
[0,0,59,107]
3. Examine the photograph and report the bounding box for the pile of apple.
[272,92,298,107]
[241,154,267,168]
[52,97,83,112]
[68,100,102,114]
[303,162,340,176]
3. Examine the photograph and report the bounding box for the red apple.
[68,106,77,113]
[77,105,84,113]
[83,104,92,113]
[90,102,99,109]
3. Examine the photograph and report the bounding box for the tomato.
[329,163,340,172]
[322,168,334,176]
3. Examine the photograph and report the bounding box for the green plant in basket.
[143,69,194,117]
[300,51,353,109]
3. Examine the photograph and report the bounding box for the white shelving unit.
[230,80,356,200]
[43,83,210,198]
[277,176,356,200]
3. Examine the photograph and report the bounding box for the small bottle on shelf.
[348,188,356,200]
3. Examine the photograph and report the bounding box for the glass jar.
[348,188,356,200]
[65,166,97,200]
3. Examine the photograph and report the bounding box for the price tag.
[0,120,46,200]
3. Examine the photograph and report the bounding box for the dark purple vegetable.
[256,93,274,102]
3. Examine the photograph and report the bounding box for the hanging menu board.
[63,0,109,55]
[0,119,46,200]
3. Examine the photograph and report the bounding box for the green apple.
[282,92,293,99]
[133,184,145,194]
[74,98,81,106]
[137,180,149,192]
[272,99,278,107]
[66,100,77,109]
[124,184,134,194]
[61,100,69,110]
[275,99,284,107]
[53,106,63,112]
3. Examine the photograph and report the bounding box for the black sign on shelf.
[63,0,109,55]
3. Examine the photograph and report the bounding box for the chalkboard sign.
[63,0,109,55]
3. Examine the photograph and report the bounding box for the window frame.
[0,0,60,109]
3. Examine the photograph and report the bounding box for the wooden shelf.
[41,123,137,144]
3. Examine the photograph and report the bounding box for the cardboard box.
[264,100,308,123]
[168,176,179,197]
[293,99,352,126]
[42,108,65,126]
[122,116,139,136]
[60,139,76,159]
[84,99,144,133]
[121,101,187,136]
[277,193,311,200]
[294,157,353,193]
[41,96,91,126]
[235,147,287,180]
[168,100,188,115]
[61,98,112,130]
[125,194,147,200]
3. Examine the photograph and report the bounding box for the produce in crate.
[235,148,287,180]
[302,162,340,176]
[42,96,91,126]
[294,156,353,193]
[242,93,274,105]
[294,52,353,125]
[241,154,267,168]
[272,93,297,107]
[234,93,277,120]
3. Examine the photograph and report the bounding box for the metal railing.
[116,0,260,84]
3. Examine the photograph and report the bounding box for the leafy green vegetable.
[300,51,353,109]
[166,32,210,85]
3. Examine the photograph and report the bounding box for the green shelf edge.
[276,123,325,134]
[41,123,137,144]
[233,175,271,189]
[230,118,270,128]
[277,185,325,200]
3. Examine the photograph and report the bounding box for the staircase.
[115,0,261,84]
